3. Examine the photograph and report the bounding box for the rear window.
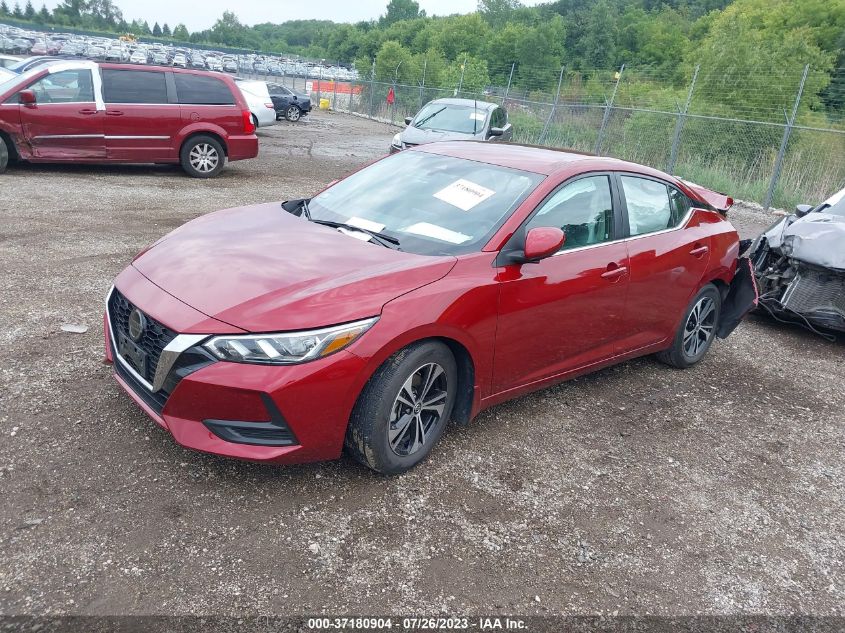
[102,69,167,104]
[174,74,235,105]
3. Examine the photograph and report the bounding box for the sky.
[41,0,547,32]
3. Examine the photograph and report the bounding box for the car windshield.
[820,188,845,217]
[308,150,544,256]
[0,66,39,94]
[413,103,489,134]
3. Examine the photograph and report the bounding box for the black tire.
[345,341,458,475]
[0,136,8,174]
[284,105,302,122]
[251,114,258,128]
[180,135,225,179]
[657,283,722,369]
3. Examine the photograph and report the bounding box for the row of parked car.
[0,23,359,79]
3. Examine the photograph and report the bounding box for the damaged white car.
[750,187,845,337]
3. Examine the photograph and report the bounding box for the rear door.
[101,68,182,162]
[17,68,105,159]
[615,173,713,351]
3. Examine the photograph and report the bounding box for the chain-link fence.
[245,61,845,210]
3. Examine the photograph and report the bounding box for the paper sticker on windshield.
[346,217,385,232]
[434,179,495,212]
[470,113,485,121]
[403,222,471,244]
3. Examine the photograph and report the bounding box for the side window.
[102,69,167,104]
[668,186,692,226]
[526,175,614,250]
[26,69,94,103]
[174,74,235,105]
[620,176,673,236]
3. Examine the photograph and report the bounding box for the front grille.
[109,289,177,385]
[113,356,168,414]
[782,268,845,316]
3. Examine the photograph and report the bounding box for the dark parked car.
[267,82,311,121]
[0,61,258,177]
[105,142,751,474]
[391,98,513,153]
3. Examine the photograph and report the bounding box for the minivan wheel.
[0,136,8,174]
[657,283,721,369]
[180,135,225,178]
[345,341,457,475]
[285,105,302,122]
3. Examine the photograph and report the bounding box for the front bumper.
[104,285,369,465]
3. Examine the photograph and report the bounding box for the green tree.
[580,0,617,68]
[478,0,522,28]
[162,23,171,37]
[172,23,189,40]
[431,13,490,60]
[36,2,49,22]
[444,54,490,93]
[379,0,423,27]
[23,0,34,19]
[152,21,162,36]
[12,1,23,18]
[374,40,416,84]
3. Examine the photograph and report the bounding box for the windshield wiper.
[414,106,447,128]
[310,219,401,249]
[281,198,311,219]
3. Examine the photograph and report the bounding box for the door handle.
[106,110,124,116]
[601,264,628,280]
[690,244,709,258]
[78,108,98,115]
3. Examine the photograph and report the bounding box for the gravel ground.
[0,112,843,618]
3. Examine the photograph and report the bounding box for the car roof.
[428,97,498,111]
[414,141,680,180]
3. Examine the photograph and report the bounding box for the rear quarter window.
[102,69,167,104]
[174,74,235,105]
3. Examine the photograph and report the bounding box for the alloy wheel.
[188,143,219,173]
[388,363,448,457]
[683,296,716,359]
[287,106,301,121]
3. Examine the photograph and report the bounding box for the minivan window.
[102,69,168,104]
[27,69,94,103]
[174,74,235,105]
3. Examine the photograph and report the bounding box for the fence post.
[764,64,809,210]
[538,66,565,145]
[457,53,468,96]
[503,62,515,105]
[332,61,338,110]
[317,64,323,107]
[667,64,699,174]
[595,64,624,155]
[419,58,427,110]
[368,59,375,118]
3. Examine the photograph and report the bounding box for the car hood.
[762,212,845,271]
[132,203,457,332]
[400,126,483,145]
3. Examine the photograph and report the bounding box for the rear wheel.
[180,135,225,179]
[657,284,721,369]
[0,136,8,174]
[345,341,457,475]
[285,105,302,122]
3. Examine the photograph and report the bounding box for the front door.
[18,68,105,159]
[493,174,629,393]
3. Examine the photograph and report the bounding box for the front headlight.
[204,317,378,365]
[391,133,403,149]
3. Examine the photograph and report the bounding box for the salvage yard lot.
[0,112,843,616]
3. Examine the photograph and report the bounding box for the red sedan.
[105,142,746,474]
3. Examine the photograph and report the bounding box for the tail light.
[265,102,275,109]
[242,110,256,134]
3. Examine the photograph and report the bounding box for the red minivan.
[0,60,258,177]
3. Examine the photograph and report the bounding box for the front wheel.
[285,105,302,122]
[657,284,721,369]
[180,135,225,179]
[345,341,458,475]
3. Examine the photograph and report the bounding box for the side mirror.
[522,227,565,262]
[19,89,36,106]
[795,203,813,217]
[488,127,504,137]
[404,116,413,125]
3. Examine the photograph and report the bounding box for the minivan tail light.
[242,110,256,134]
